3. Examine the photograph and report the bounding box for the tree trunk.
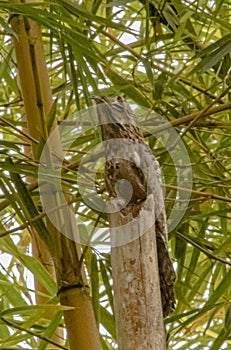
[110,196,166,350]
[94,96,172,349]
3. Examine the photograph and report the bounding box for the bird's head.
[91,95,137,126]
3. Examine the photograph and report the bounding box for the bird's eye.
[112,102,124,111]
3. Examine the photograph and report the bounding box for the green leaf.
[20,255,57,296]
[91,253,100,325]
[191,34,231,73]
[7,158,53,250]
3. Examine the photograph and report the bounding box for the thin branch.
[176,231,231,266]
[144,101,231,135]
[165,184,231,203]
[0,116,39,144]
[0,317,68,350]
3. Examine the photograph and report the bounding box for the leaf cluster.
[0,0,230,349]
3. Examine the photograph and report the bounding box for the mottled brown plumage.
[94,95,175,317]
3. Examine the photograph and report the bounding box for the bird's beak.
[90,95,103,104]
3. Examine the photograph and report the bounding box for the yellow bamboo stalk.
[10,4,101,350]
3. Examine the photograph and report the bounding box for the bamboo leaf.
[20,255,57,296]
[6,158,53,250]
[38,311,64,350]
[100,305,116,341]
[91,252,100,325]
[191,34,231,73]
[99,259,114,313]
[0,0,230,348]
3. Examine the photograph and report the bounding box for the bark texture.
[95,96,175,315]
[110,199,166,350]
[95,95,176,349]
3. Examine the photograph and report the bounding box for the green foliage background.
[0,0,230,349]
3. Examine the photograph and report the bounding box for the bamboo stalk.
[110,197,166,350]
[10,6,101,350]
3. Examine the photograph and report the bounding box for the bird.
[93,95,175,317]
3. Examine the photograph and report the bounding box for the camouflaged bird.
[93,95,175,317]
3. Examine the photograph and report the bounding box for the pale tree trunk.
[10,4,101,350]
[94,96,173,350]
[110,197,166,350]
